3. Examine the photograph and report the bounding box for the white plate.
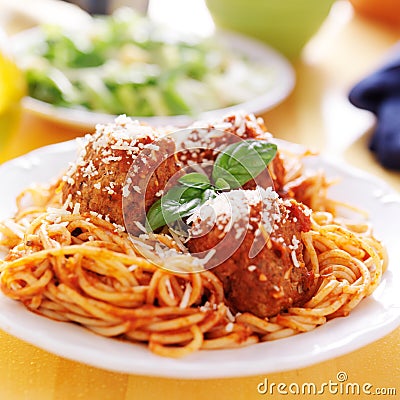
[0,141,399,379]
[11,29,295,129]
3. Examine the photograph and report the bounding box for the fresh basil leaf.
[163,186,202,216]
[146,140,278,231]
[178,173,211,190]
[200,187,216,204]
[162,185,214,219]
[146,185,215,231]
[212,140,277,189]
[146,198,165,231]
[214,177,231,191]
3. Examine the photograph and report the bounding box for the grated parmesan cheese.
[72,202,81,214]
[179,283,192,308]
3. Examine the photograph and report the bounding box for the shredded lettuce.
[16,8,274,117]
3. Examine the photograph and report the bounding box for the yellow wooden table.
[0,2,399,399]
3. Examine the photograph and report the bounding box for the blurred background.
[1,0,400,176]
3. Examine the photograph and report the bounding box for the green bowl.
[205,0,335,59]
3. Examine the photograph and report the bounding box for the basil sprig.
[146,185,215,231]
[146,139,277,231]
[212,140,277,189]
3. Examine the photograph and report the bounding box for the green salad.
[15,8,274,117]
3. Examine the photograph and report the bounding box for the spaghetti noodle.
[0,162,386,357]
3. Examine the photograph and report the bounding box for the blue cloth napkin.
[348,45,400,170]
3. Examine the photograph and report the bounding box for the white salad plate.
[11,29,295,129]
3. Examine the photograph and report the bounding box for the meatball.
[175,112,286,192]
[187,187,315,318]
[61,115,178,233]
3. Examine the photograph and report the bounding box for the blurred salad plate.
[11,9,295,128]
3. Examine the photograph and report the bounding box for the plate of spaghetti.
[0,112,399,378]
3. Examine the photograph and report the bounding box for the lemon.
[0,29,26,148]
[0,29,26,111]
